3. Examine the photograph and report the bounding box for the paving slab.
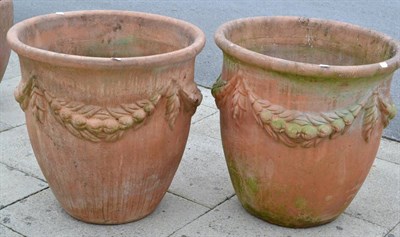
[0,224,23,237]
[387,223,400,237]
[190,87,221,140]
[169,133,234,208]
[345,159,400,229]
[191,104,218,125]
[171,196,387,237]
[0,163,47,209]
[377,139,400,165]
[0,76,26,128]
[198,86,216,108]
[0,125,45,180]
[191,113,221,140]
[0,122,12,133]
[2,52,21,82]
[190,86,218,124]
[0,189,209,237]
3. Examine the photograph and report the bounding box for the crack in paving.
[0,222,26,237]
[0,161,47,183]
[0,187,49,211]
[191,111,218,125]
[343,211,391,232]
[166,191,211,209]
[384,221,400,237]
[166,193,235,237]
[382,135,400,143]
[0,123,26,134]
[375,157,400,166]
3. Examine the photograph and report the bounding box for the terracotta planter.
[8,11,205,224]
[213,16,399,228]
[0,0,13,82]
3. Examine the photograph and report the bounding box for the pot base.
[65,207,156,225]
[242,203,338,228]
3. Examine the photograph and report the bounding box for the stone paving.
[0,52,399,237]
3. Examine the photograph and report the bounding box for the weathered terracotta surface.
[0,0,13,82]
[213,16,400,228]
[8,10,205,224]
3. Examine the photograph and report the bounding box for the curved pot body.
[213,16,399,228]
[8,11,205,224]
[0,0,13,82]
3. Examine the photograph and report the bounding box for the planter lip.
[7,10,206,69]
[215,16,400,79]
[0,0,13,4]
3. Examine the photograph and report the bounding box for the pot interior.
[17,12,196,58]
[227,18,396,66]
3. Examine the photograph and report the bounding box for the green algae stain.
[295,197,307,210]
[246,177,259,194]
[112,35,135,46]
[226,156,324,227]
[225,156,260,203]
[243,202,323,228]
[226,158,245,197]
[211,74,225,97]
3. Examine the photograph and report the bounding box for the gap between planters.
[166,193,236,237]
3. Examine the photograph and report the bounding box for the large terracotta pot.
[212,16,399,228]
[0,0,13,82]
[8,11,205,224]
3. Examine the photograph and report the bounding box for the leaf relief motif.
[214,75,396,148]
[15,77,202,142]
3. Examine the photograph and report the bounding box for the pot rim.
[215,16,400,78]
[0,0,13,4]
[7,10,205,69]
[0,0,13,10]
